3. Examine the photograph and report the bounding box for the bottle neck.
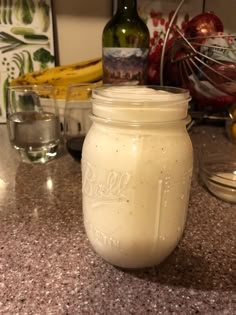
[116,0,138,15]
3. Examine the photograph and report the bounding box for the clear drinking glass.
[6,85,61,164]
[64,84,93,161]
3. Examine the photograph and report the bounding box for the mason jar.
[82,86,193,269]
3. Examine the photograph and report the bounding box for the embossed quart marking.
[82,160,132,201]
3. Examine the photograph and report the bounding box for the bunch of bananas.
[10,57,103,99]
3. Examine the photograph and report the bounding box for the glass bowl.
[199,155,236,203]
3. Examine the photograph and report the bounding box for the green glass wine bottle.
[102,0,150,84]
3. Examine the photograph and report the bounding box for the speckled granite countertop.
[0,124,235,315]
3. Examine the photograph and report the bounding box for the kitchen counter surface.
[0,124,235,315]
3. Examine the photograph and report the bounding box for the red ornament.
[184,12,224,40]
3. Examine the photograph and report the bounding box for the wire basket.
[157,0,236,118]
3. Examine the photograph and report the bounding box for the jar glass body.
[82,86,193,269]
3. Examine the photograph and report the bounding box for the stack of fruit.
[10,57,103,99]
[226,105,236,143]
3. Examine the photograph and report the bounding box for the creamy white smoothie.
[82,86,193,268]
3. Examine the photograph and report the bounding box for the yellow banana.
[10,57,103,87]
[54,81,102,99]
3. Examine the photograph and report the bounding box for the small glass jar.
[82,86,193,269]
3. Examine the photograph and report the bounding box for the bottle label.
[103,47,149,84]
